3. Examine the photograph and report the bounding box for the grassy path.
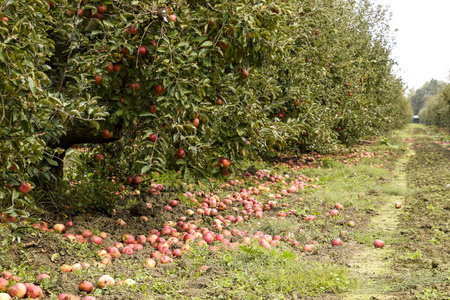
[343,125,450,300]
[344,142,413,300]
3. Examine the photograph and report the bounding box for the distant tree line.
[409,79,450,129]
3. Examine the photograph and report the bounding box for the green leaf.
[28,77,36,95]
[90,120,100,131]
[201,41,213,47]
[141,165,151,174]
[45,157,59,166]
[237,124,247,136]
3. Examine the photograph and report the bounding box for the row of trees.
[406,79,449,129]
[1,0,412,216]
[418,84,450,129]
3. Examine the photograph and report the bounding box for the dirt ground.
[1,125,449,300]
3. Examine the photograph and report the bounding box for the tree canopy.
[0,0,412,218]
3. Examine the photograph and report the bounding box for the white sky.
[374,0,450,91]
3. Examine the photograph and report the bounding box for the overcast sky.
[373,0,450,91]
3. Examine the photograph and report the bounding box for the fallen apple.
[0,293,11,300]
[7,283,26,299]
[79,280,93,293]
[143,258,156,269]
[0,279,7,292]
[53,224,65,233]
[25,284,43,299]
[303,244,314,252]
[36,274,50,281]
[97,275,115,288]
[374,239,385,248]
[331,238,342,246]
[0,272,11,280]
[329,209,340,216]
[60,265,72,273]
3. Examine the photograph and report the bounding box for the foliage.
[409,79,445,114]
[419,84,450,129]
[0,0,411,215]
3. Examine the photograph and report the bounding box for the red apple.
[1,17,8,23]
[155,85,165,95]
[176,149,185,159]
[7,283,26,299]
[0,278,7,292]
[330,209,340,216]
[122,233,135,244]
[101,129,113,139]
[149,105,157,114]
[17,182,31,194]
[169,200,178,207]
[94,75,102,84]
[242,68,249,77]
[303,244,314,252]
[98,5,106,14]
[219,159,230,168]
[97,275,114,288]
[138,46,147,56]
[36,274,50,281]
[215,99,223,105]
[192,118,200,127]
[331,238,342,246]
[374,240,384,248]
[106,62,114,72]
[82,229,93,238]
[129,25,139,35]
[305,215,315,221]
[91,236,102,245]
[394,202,402,209]
[93,154,104,162]
[81,296,96,300]
[53,224,65,233]
[169,14,176,22]
[160,256,172,264]
[113,65,121,72]
[147,134,157,142]
[78,281,93,293]
[25,284,43,299]
[132,177,142,185]
[334,203,343,210]
[0,272,11,280]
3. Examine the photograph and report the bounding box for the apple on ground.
[303,244,314,252]
[25,284,43,299]
[53,224,65,233]
[79,280,93,293]
[97,275,115,288]
[331,238,342,246]
[0,278,8,292]
[36,274,50,281]
[374,239,385,248]
[0,271,13,280]
[7,283,26,299]
[143,258,156,269]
